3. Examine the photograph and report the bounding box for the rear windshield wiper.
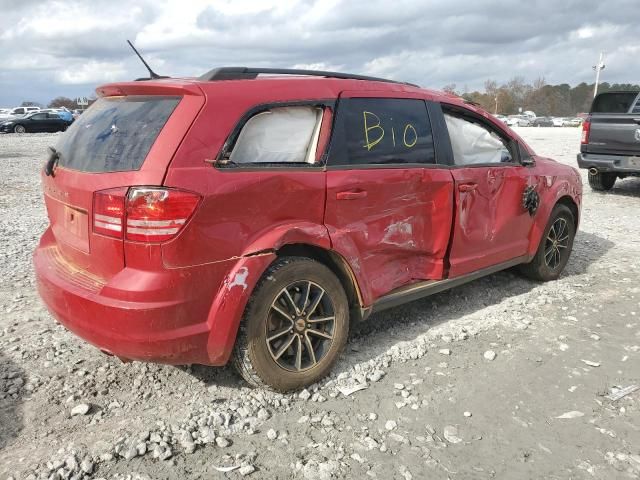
[45,146,61,177]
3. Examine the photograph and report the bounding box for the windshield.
[55,95,180,173]
[591,92,639,114]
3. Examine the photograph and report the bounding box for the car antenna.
[126,39,168,80]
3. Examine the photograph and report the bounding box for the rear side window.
[228,106,323,164]
[591,92,638,113]
[55,96,180,173]
[444,113,513,165]
[331,98,435,166]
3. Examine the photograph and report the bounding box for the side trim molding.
[370,256,528,314]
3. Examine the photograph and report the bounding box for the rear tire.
[588,171,616,191]
[232,256,349,391]
[518,204,575,282]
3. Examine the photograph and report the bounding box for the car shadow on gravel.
[352,229,613,339]
[603,177,640,198]
[0,352,25,451]
[185,230,613,387]
[180,364,245,389]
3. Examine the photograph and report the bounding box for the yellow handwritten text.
[403,124,418,148]
[363,111,384,151]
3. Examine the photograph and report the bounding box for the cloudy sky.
[1,0,639,107]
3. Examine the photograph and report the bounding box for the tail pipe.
[588,168,598,176]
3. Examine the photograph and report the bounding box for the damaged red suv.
[34,67,582,391]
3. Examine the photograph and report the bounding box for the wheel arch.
[275,243,368,322]
[556,195,579,228]
[527,191,580,258]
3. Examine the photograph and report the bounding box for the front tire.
[13,125,25,134]
[232,256,349,391]
[518,204,575,282]
[588,171,616,191]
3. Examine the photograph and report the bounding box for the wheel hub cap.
[265,280,336,372]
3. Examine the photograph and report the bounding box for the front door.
[324,94,454,303]
[441,109,535,277]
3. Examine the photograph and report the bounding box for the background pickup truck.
[578,90,640,191]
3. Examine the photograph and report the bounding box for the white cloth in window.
[230,107,321,163]
[444,114,506,165]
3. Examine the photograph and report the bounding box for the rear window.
[591,92,639,114]
[55,96,180,173]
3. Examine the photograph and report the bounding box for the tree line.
[444,78,640,117]
[18,79,640,117]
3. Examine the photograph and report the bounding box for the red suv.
[34,68,582,391]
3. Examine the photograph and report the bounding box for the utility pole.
[592,52,605,98]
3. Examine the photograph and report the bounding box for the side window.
[228,106,323,164]
[444,113,513,165]
[335,98,435,166]
[31,113,47,120]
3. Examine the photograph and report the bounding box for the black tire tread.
[588,171,616,191]
[232,256,347,390]
[518,204,575,282]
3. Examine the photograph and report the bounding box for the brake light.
[93,187,127,238]
[93,187,200,242]
[581,119,591,144]
[126,188,200,242]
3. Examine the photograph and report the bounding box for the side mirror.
[521,156,535,167]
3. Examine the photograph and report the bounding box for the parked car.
[578,90,640,191]
[506,115,531,127]
[532,117,554,127]
[0,111,72,133]
[565,117,582,127]
[552,117,567,127]
[7,106,40,117]
[34,67,582,391]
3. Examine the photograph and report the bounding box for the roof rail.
[198,67,418,87]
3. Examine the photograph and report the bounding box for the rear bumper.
[35,244,216,365]
[34,227,276,366]
[577,152,640,173]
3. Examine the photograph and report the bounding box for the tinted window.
[30,113,47,120]
[333,98,435,165]
[55,96,180,173]
[591,92,639,113]
[444,113,513,165]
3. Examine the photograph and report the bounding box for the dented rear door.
[324,93,454,303]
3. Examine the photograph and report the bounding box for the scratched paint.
[382,218,416,248]
[227,267,249,291]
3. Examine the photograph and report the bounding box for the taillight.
[126,188,200,242]
[93,187,127,238]
[581,119,591,144]
[93,187,200,243]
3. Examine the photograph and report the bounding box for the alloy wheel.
[544,217,570,269]
[265,280,335,372]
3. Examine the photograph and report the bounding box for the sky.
[1,0,639,107]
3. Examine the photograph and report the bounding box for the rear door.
[324,93,454,302]
[28,113,49,132]
[440,106,536,277]
[41,84,204,279]
[586,91,640,155]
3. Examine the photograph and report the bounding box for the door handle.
[336,190,368,200]
[458,183,477,193]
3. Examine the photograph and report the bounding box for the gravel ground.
[0,127,639,480]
